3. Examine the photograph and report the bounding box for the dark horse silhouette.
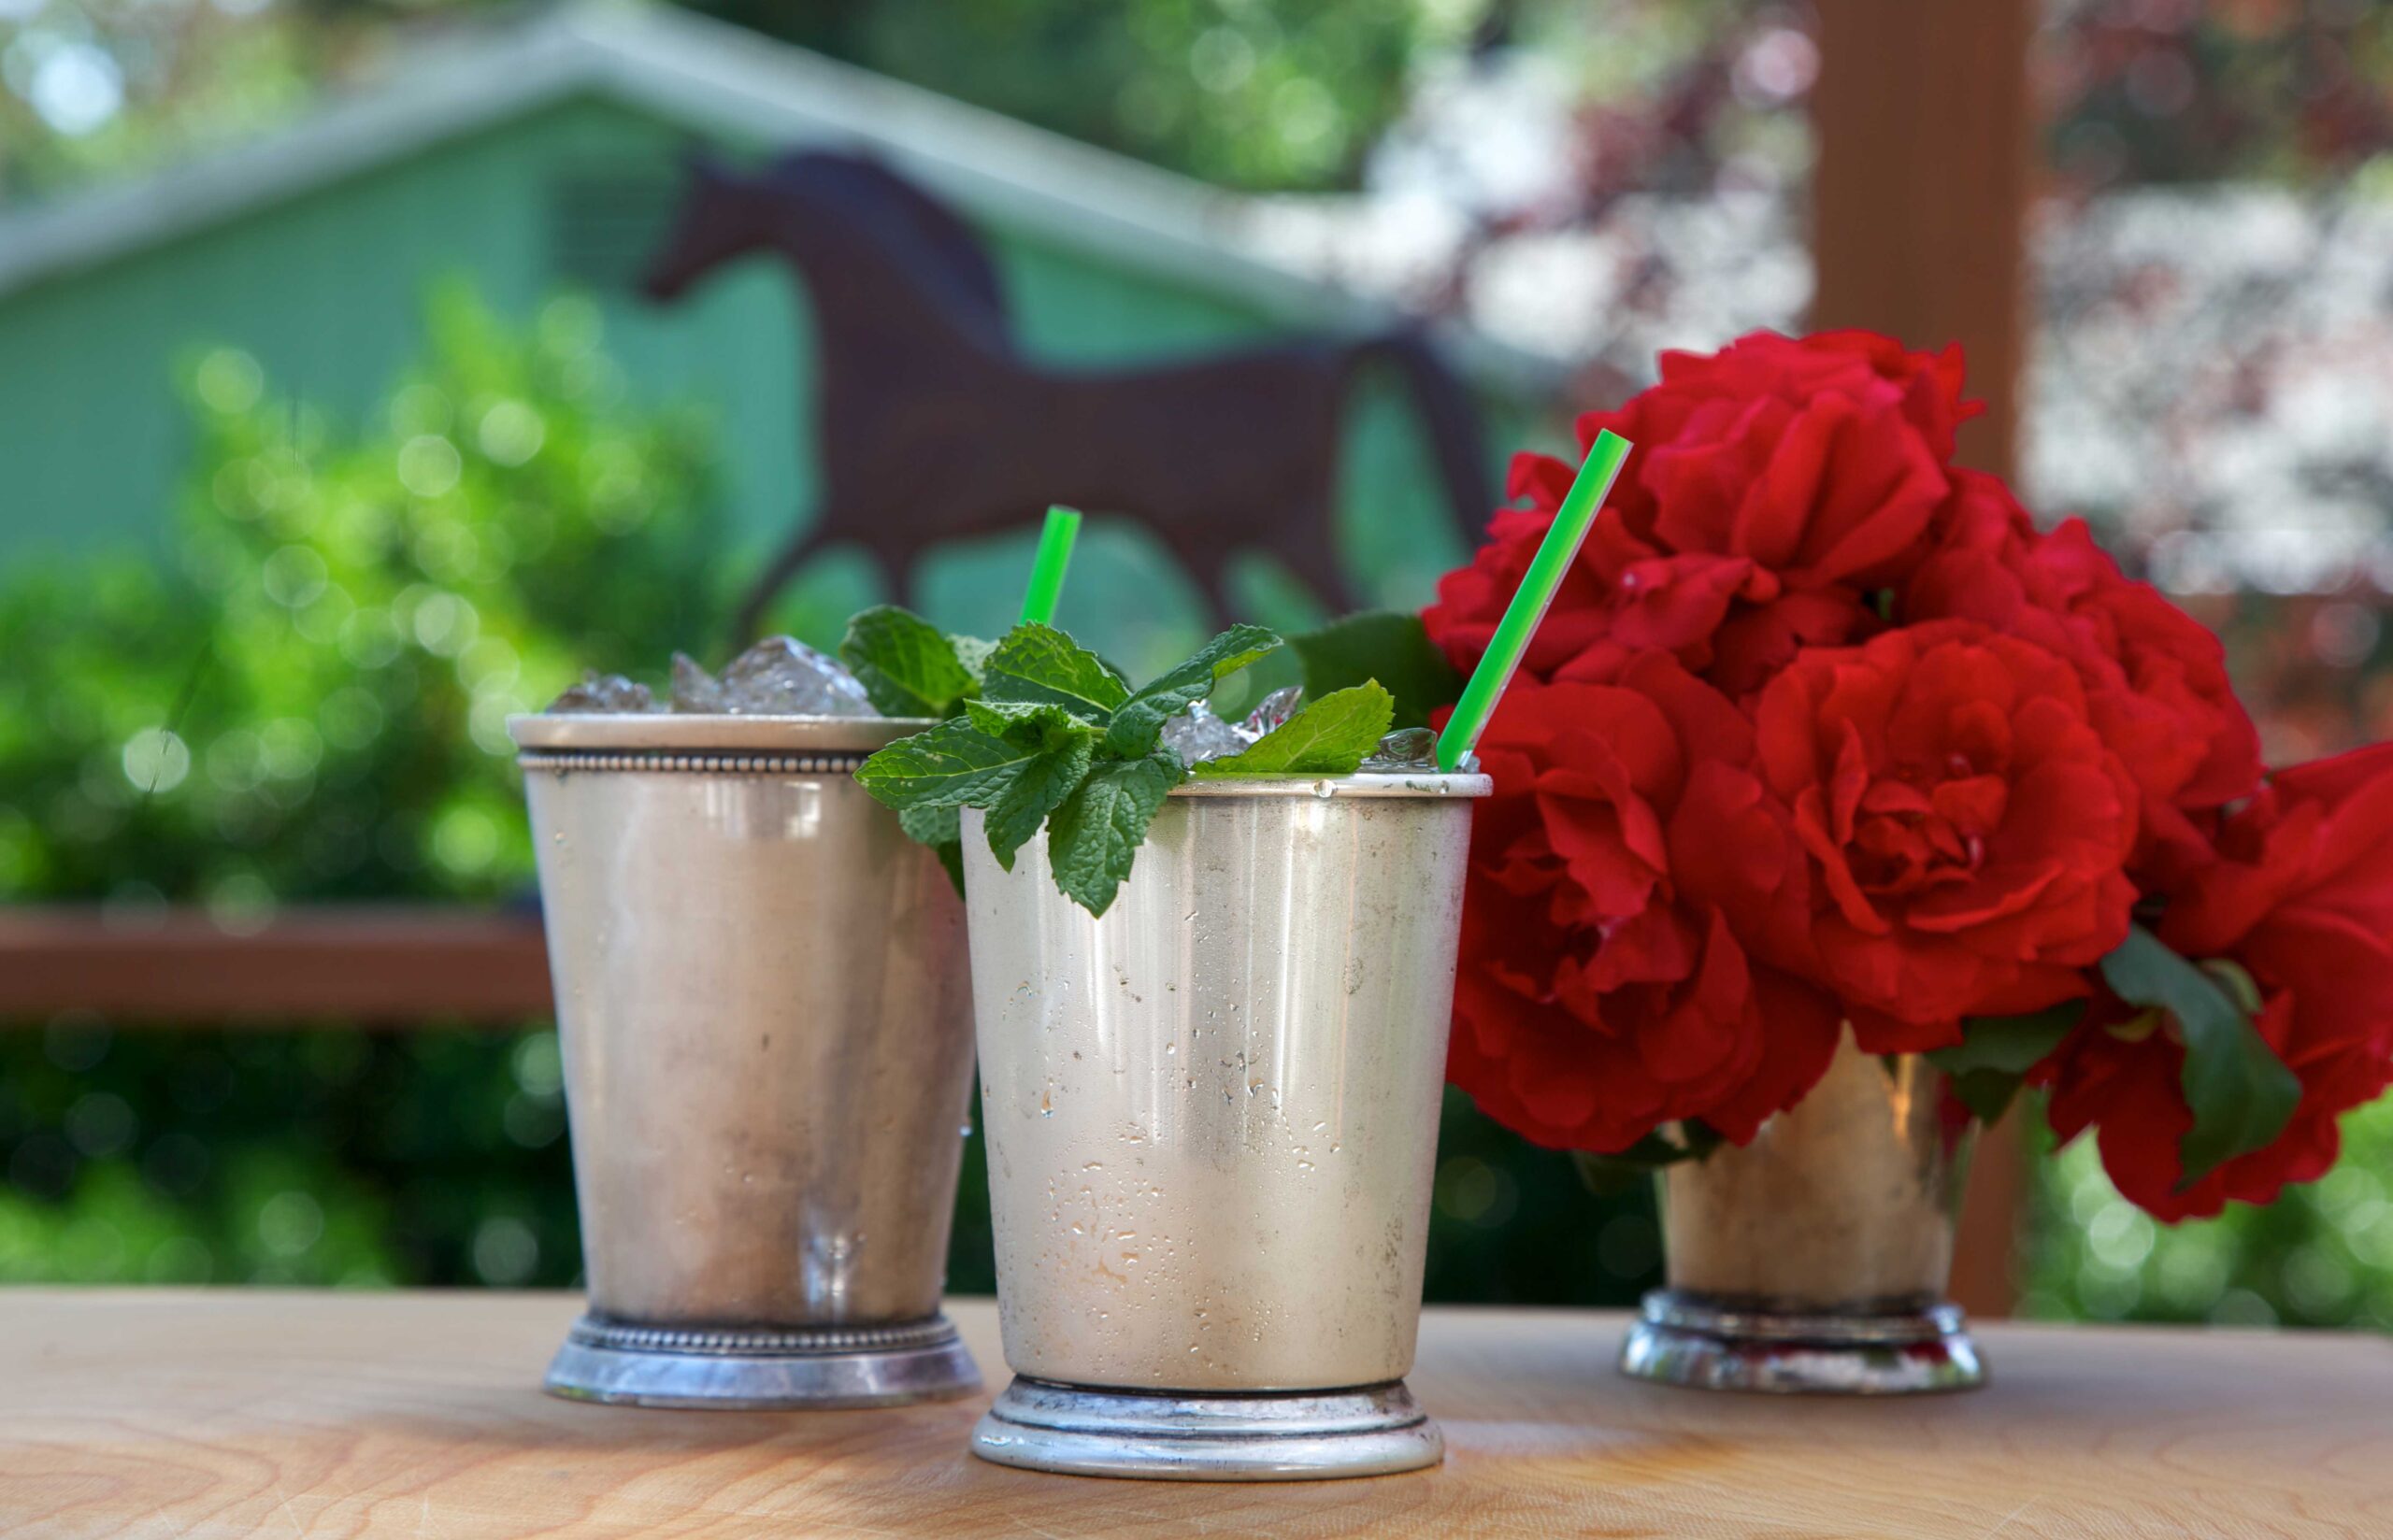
[641,152,1494,636]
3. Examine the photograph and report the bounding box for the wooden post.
[1809,0,2033,479]
[1810,0,2037,1318]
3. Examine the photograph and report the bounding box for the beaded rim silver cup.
[961,769,1489,1479]
[510,711,981,1409]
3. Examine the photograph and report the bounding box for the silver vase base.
[970,1375,1444,1481]
[1619,1289,1986,1395]
[543,1312,981,1409]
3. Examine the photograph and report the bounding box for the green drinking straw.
[1434,430,1633,773]
[1019,506,1083,626]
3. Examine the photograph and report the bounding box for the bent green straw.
[1019,506,1083,626]
[1434,430,1633,773]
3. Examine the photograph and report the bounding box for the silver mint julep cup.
[962,769,1491,1480]
[509,712,980,1408]
[1618,1034,1986,1395]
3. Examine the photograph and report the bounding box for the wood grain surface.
[0,1290,2386,1538]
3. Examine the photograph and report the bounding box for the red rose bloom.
[1905,478,2262,881]
[1426,331,1979,696]
[1743,620,2141,1046]
[2044,745,2393,1219]
[1442,652,1841,1152]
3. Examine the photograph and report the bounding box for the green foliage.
[2099,927,2301,1190]
[0,285,721,1288]
[2024,1093,2393,1333]
[1927,1005,2084,1126]
[714,0,1440,191]
[1290,610,1461,732]
[0,285,720,910]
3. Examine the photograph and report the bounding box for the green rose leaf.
[838,605,982,719]
[1046,749,1182,917]
[2098,925,2301,1190]
[982,622,1130,723]
[1193,681,1395,778]
[1928,1004,2084,1124]
[1103,622,1283,758]
[1291,611,1461,731]
[1569,1122,1725,1195]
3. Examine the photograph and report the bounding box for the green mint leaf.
[950,635,996,686]
[965,698,1093,742]
[982,622,1131,723]
[980,734,1098,873]
[2099,925,2301,1190]
[1928,1004,2084,1124]
[838,605,980,719]
[856,719,1050,811]
[896,804,966,896]
[1046,749,1182,916]
[1192,681,1395,778]
[1291,612,1461,732]
[1103,623,1284,757]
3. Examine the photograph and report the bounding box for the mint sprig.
[862,621,1285,914]
[860,623,1436,915]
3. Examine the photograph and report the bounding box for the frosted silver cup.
[509,712,980,1408]
[962,770,1489,1479]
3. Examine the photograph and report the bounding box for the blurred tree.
[0,285,719,1289]
[2039,0,2393,195]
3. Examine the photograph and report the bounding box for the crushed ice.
[546,636,879,718]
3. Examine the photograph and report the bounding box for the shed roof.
[0,1,1560,393]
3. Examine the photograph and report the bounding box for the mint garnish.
[1190,682,1395,778]
[861,621,1283,913]
[859,626,1424,915]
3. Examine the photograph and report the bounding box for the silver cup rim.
[1163,771,1492,801]
[507,712,941,753]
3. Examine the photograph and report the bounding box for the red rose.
[2044,745,2393,1219]
[1905,478,2262,881]
[1442,653,1841,1153]
[1741,620,2141,1046]
[1425,331,1977,696]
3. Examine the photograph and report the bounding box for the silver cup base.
[969,1376,1443,1481]
[1619,1289,1986,1395]
[543,1313,981,1409]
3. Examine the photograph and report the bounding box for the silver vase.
[961,770,1489,1479]
[510,712,981,1408]
[1619,1034,1986,1394]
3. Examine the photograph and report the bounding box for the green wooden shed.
[0,3,1555,654]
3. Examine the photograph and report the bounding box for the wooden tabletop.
[3,1290,2386,1538]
